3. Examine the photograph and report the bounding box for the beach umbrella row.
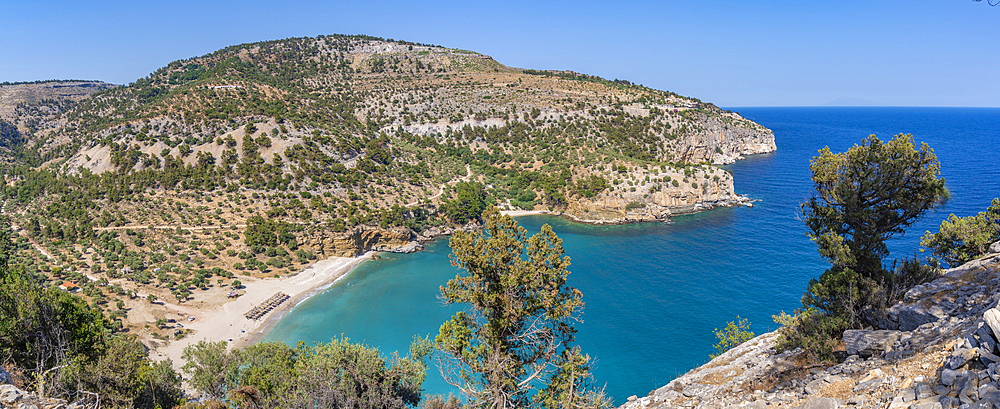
[244,292,290,320]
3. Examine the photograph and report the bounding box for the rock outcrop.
[0,383,88,409]
[558,164,753,224]
[621,250,1000,409]
[675,111,777,165]
[301,225,416,257]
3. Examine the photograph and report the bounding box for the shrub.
[624,201,646,210]
[772,309,844,363]
[710,317,755,358]
[921,198,1000,267]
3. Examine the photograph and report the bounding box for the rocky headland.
[620,243,1000,409]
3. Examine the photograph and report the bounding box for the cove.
[266,107,1000,403]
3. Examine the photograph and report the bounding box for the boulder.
[982,348,1000,365]
[799,397,839,409]
[890,304,940,331]
[843,329,901,357]
[915,382,935,399]
[805,378,827,395]
[853,377,883,392]
[989,241,1000,254]
[0,366,11,385]
[946,348,980,369]
[978,391,1000,408]
[986,309,1000,343]
[978,325,997,353]
[0,384,26,404]
[911,401,943,409]
[939,396,960,409]
[942,368,962,386]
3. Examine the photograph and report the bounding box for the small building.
[59,281,79,292]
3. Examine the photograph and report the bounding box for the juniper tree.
[435,207,609,409]
[801,133,948,328]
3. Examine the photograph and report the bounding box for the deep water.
[265,107,1000,404]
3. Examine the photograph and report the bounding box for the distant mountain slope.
[0,80,114,165]
[0,35,775,317]
[10,35,772,215]
[0,80,114,126]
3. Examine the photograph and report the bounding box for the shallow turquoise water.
[266,107,1000,403]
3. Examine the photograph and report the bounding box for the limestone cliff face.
[558,165,746,224]
[674,111,777,165]
[301,225,415,257]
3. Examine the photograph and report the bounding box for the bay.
[265,107,1000,403]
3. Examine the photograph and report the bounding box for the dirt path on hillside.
[406,164,472,207]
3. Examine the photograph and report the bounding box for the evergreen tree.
[435,207,609,408]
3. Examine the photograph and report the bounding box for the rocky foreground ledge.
[0,383,86,409]
[622,244,1000,409]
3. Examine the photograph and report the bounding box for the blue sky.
[2,0,997,106]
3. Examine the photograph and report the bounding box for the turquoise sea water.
[265,107,1000,403]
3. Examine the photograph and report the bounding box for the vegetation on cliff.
[922,198,1000,267]
[778,134,949,360]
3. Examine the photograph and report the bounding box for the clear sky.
[2,0,997,107]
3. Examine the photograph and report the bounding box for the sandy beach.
[499,209,556,217]
[141,210,555,373]
[147,252,373,369]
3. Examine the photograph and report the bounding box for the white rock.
[985,308,1000,344]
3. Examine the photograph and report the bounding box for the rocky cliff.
[675,110,777,165]
[621,243,1000,409]
[300,225,417,257]
[555,163,752,224]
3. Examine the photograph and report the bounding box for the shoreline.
[148,252,374,371]
[153,201,755,372]
[498,195,755,225]
[236,252,373,347]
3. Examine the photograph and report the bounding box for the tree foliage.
[244,215,299,248]
[921,198,1000,267]
[803,134,948,276]
[0,217,182,407]
[710,317,755,359]
[441,182,490,224]
[435,207,609,408]
[800,134,947,329]
[182,337,431,409]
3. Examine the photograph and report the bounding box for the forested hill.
[0,35,774,309]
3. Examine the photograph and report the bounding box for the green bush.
[772,309,845,363]
[921,198,1000,267]
[624,201,646,210]
[710,317,755,359]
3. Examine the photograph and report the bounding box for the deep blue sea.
[265,107,1000,404]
